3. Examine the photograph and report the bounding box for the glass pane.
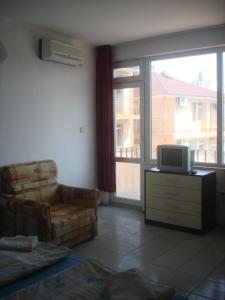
[151,53,217,163]
[114,87,140,158]
[116,162,140,200]
[113,66,140,78]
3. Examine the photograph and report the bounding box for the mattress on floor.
[0,254,187,300]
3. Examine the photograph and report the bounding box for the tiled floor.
[72,205,225,300]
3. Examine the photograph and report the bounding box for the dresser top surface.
[146,167,215,177]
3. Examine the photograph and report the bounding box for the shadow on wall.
[0,40,8,62]
[215,168,225,226]
[194,166,225,226]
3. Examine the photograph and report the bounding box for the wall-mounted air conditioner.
[40,38,84,66]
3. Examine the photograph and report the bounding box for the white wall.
[0,17,97,188]
[114,25,225,61]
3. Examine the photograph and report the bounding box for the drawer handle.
[166,192,179,197]
[165,203,179,209]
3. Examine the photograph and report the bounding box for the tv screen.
[162,148,182,166]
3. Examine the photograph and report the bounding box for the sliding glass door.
[113,82,144,203]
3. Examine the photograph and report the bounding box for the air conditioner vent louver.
[40,38,84,67]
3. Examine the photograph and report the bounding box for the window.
[150,52,218,164]
[113,60,144,82]
[192,103,203,121]
[113,60,143,202]
[113,66,140,78]
[176,97,188,107]
[114,87,140,158]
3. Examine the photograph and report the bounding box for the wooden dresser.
[145,168,216,234]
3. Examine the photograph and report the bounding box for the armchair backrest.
[1,160,59,204]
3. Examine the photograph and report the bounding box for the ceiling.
[1,0,225,45]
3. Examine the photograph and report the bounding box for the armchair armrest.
[0,194,18,237]
[16,198,51,218]
[59,184,100,209]
[15,198,52,241]
[0,194,52,241]
[0,194,17,212]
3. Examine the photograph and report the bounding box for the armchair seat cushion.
[51,203,96,239]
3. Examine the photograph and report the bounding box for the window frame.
[112,60,145,205]
[146,47,225,167]
[113,59,145,164]
[113,59,144,83]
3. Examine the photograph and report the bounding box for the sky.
[152,53,218,91]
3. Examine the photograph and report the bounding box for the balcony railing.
[117,146,218,163]
[116,145,140,158]
[152,147,217,164]
[194,149,216,163]
[116,100,140,115]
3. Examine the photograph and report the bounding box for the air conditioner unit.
[40,39,84,66]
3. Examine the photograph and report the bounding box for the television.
[157,144,192,174]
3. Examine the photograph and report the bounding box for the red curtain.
[96,45,116,193]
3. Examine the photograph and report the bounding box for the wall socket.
[79,127,84,133]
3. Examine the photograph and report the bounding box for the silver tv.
[157,144,192,173]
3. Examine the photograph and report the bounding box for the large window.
[150,52,219,164]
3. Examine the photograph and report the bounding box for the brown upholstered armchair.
[0,160,99,247]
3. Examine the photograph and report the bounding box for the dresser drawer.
[146,197,201,216]
[146,172,201,189]
[146,184,201,204]
[146,208,201,229]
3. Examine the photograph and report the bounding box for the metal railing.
[116,145,140,158]
[151,147,217,164]
[117,146,218,163]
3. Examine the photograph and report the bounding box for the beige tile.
[165,270,202,293]
[98,230,130,242]
[87,236,118,251]
[147,280,178,297]
[95,206,225,299]
[120,234,144,248]
[153,252,188,270]
[191,248,225,267]
[207,227,225,239]
[167,244,199,259]
[142,239,174,252]
[152,229,191,245]
[178,261,215,278]
[205,239,225,254]
[193,279,225,300]
[117,255,142,271]
[208,260,225,283]
[140,262,172,284]
[128,241,170,263]
[188,293,214,300]
[109,240,140,255]
[177,238,211,251]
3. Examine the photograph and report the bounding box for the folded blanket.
[0,236,38,252]
[0,242,70,287]
[104,268,175,300]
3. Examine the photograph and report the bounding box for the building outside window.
[150,52,218,164]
